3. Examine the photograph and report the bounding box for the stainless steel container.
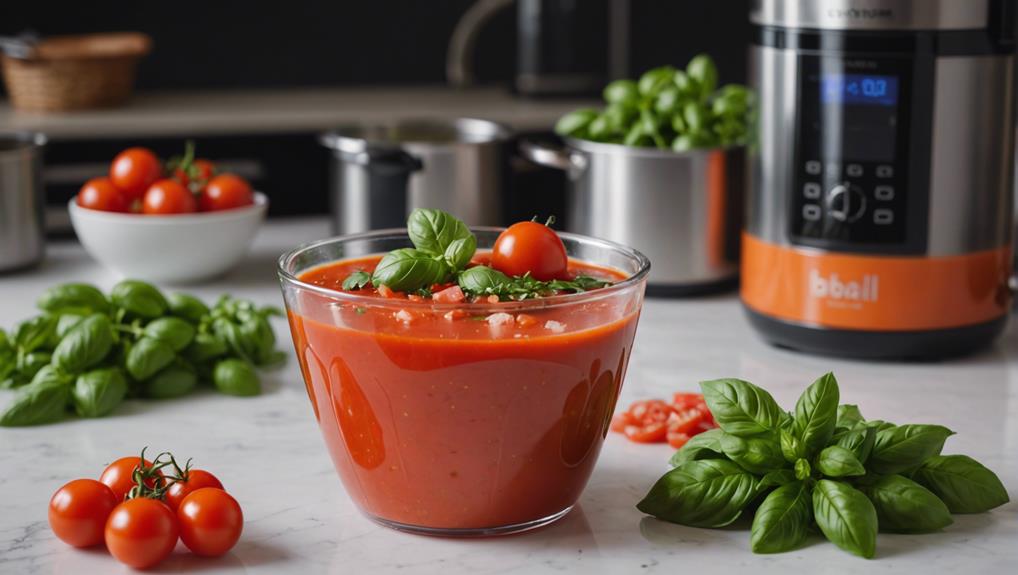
[320,118,511,234]
[0,132,46,272]
[522,138,744,294]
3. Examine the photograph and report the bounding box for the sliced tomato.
[624,421,667,443]
[609,412,633,433]
[667,431,691,449]
[627,399,674,424]
[667,408,708,436]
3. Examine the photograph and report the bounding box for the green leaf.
[794,458,811,480]
[760,469,797,488]
[52,315,114,375]
[555,108,599,137]
[669,428,725,467]
[341,271,373,291]
[860,474,953,533]
[55,314,86,339]
[637,459,760,528]
[407,208,472,256]
[817,445,866,478]
[0,370,71,426]
[637,65,677,97]
[14,315,57,353]
[686,53,718,98]
[720,432,785,474]
[143,317,195,352]
[457,265,512,295]
[125,337,175,381]
[603,79,639,106]
[837,404,865,429]
[913,454,1009,513]
[699,378,783,437]
[443,235,477,272]
[371,248,450,292]
[37,283,110,315]
[868,424,954,475]
[72,368,127,418]
[780,428,806,462]
[167,293,210,323]
[183,332,228,364]
[213,358,260,396]
[17,351,51,382]
[835,426,877,464]
[111,280,169,319]
[812,479,878,559]
[144,365,198,399]
[751,480,813,554]
[793,372,840,455]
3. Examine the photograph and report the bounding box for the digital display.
[822,74,899,106]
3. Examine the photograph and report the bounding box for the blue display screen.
[822,74,899,106]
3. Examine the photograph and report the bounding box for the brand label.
[809,269,879,303]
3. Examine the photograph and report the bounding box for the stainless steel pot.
[522,138,745,294]
[320,118,511,234]
[0,132,46,272]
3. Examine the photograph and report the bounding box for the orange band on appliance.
[741,233,1013,331]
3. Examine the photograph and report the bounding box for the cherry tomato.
[105,498,179,569]
[48,479,118,548]
[76,177,129,213]
[100,456,166,502]
[491,220,569,281]
[142,179,197,215]
[165,469,224,512]
[177,488,243,557]
[200,174,253,212]
[174,158,216,190]
[110,147,162,202]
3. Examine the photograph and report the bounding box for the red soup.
[284,252,645,534]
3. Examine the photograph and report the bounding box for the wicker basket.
[1,32,151,113]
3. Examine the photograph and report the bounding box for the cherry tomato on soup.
[76,177,130,213]
[48,479,119,547]
[142,179,197,214]
[110,147,162,202]
[491,220,569,281]
[200,174,253,212]
[104,498,179,569]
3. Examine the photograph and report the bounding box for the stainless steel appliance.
[320,119,511,235]
[523,138,744,294]
[0,132,46,272]
[744,0,1016,358]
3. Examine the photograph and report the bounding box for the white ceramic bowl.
[69,192,268,284]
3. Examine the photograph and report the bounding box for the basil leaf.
[837,404,865,429]
[637,65,677,98]
[443,235,477,272]
[0,371,71,426]
[812,479,878,559]
[37,283,110,315]
[126,337,175,381]
[213,358,260,396]
[860,474,953,533]
[239,315,277,366]
[669,428,725,467]
[371,248,450,292]
[793,372,840,455]
[817,445,866,478]
[699,378,783,437]
[212,317,252,363]
[407,208,472,256]
[868,424,954,475]
[17,351,51,381]
[458,265,511,294]
[110,280,168,319]
[720,432,785,474]
[913,454,1009,513]
[835,426,877,464]
[14,315,57,353]
[637,459,759,528]
[760,469,797,488]
[143,317,196,352]
[72,368,127,418]
[341,271,372,291]
[604,79,639,106]
[52,315,114,374]
[686,54,718,99]
[144,365,198,399]
[794,458,811,481]
[780,428,806,463]
[55,314,86,340]
[751,480,813,554]
[183,332,228,364]
[167,293,210,323]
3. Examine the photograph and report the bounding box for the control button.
[826,183,867,223]
[876,165,894,178]
[874,185,895,201]
[805,160,822,175]
[846,164,863,177]
[803,182,822,199]
[802,204,822,222]
[874,209,894,225]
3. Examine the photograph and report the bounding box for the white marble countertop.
[1,218,1015,574]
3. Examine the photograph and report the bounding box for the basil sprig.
[638,373,1010,558]
[0,280,287,426]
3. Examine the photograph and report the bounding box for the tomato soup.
[286,255,643,532]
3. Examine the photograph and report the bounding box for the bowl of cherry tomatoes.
[69,144,267,283]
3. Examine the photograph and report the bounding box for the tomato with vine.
[105,498,179,569]
[110,147,162,202]
[100,455,166,502]
[142,179,197,214]
[166,469,224,511]
[48,479,119,547]
[200,174,253,212]
[76,177,130,213]
[177,488,244,557]
[174,158,216,191]
[491,219,569,281]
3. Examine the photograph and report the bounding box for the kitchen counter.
[1,218,1016,574]
[0,87,595,140]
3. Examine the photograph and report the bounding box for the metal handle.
[519,139,587,173]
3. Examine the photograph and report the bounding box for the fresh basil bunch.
[638,373,1009,558]
[556,54,755,151]
[0,280,287,426]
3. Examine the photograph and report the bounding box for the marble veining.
[1,218,1015,574]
